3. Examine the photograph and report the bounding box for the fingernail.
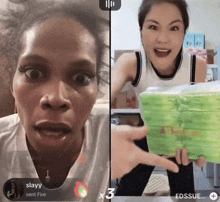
[177,161,181,165]
[174,166,179,173]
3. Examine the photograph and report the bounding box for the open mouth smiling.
[154,48,171,57]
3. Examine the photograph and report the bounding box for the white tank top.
[132,49,196,97]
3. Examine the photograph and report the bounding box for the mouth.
[34,121,71,139]
[154,48,171,58]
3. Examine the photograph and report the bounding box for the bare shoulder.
[116,52,137,64]
[113,52,137,82]
[195,56,207,83]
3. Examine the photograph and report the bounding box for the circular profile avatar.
[3,179,24,200]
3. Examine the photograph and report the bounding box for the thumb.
[137,149,179,173]
[128,126,148,141]
[113,125,148,141]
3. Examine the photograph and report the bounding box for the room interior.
[111,0,220,199]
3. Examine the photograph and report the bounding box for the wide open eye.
[149,25,158,30]
[171,26,179,31]
[72,73,91,85]
[25,69,44,79]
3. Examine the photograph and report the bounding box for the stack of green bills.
[140,82,220,163]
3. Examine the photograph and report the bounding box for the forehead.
[145,2,182,22]
[21,17,97,60]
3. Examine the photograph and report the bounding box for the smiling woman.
[111,0,206,197]
[0,1,109,201]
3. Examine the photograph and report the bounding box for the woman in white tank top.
[112,0,207,196]
[132,49,197,96]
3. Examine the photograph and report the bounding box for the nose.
[40,81,71,111]
[156,30,169,44]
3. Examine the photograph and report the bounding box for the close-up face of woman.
[12,17,98,156]
[141,2,185,75]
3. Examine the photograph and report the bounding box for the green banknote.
[140,84,220,163]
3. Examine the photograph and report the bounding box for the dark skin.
[12,17,98,188]
[27,132,83,187]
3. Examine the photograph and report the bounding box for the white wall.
[111,0,142,51]
[111,0,220,61]
[111,0,142,58]
[187,0,220,49]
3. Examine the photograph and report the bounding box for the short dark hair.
[138,0,189,32]
[0,0,108,85]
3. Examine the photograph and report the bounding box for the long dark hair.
[138,0,189,32]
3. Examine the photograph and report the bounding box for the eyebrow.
[19,54,49,65]
[19,55,96,71]
[68,60,96,72]
[145,19,183,25]
[169,19,183,25]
